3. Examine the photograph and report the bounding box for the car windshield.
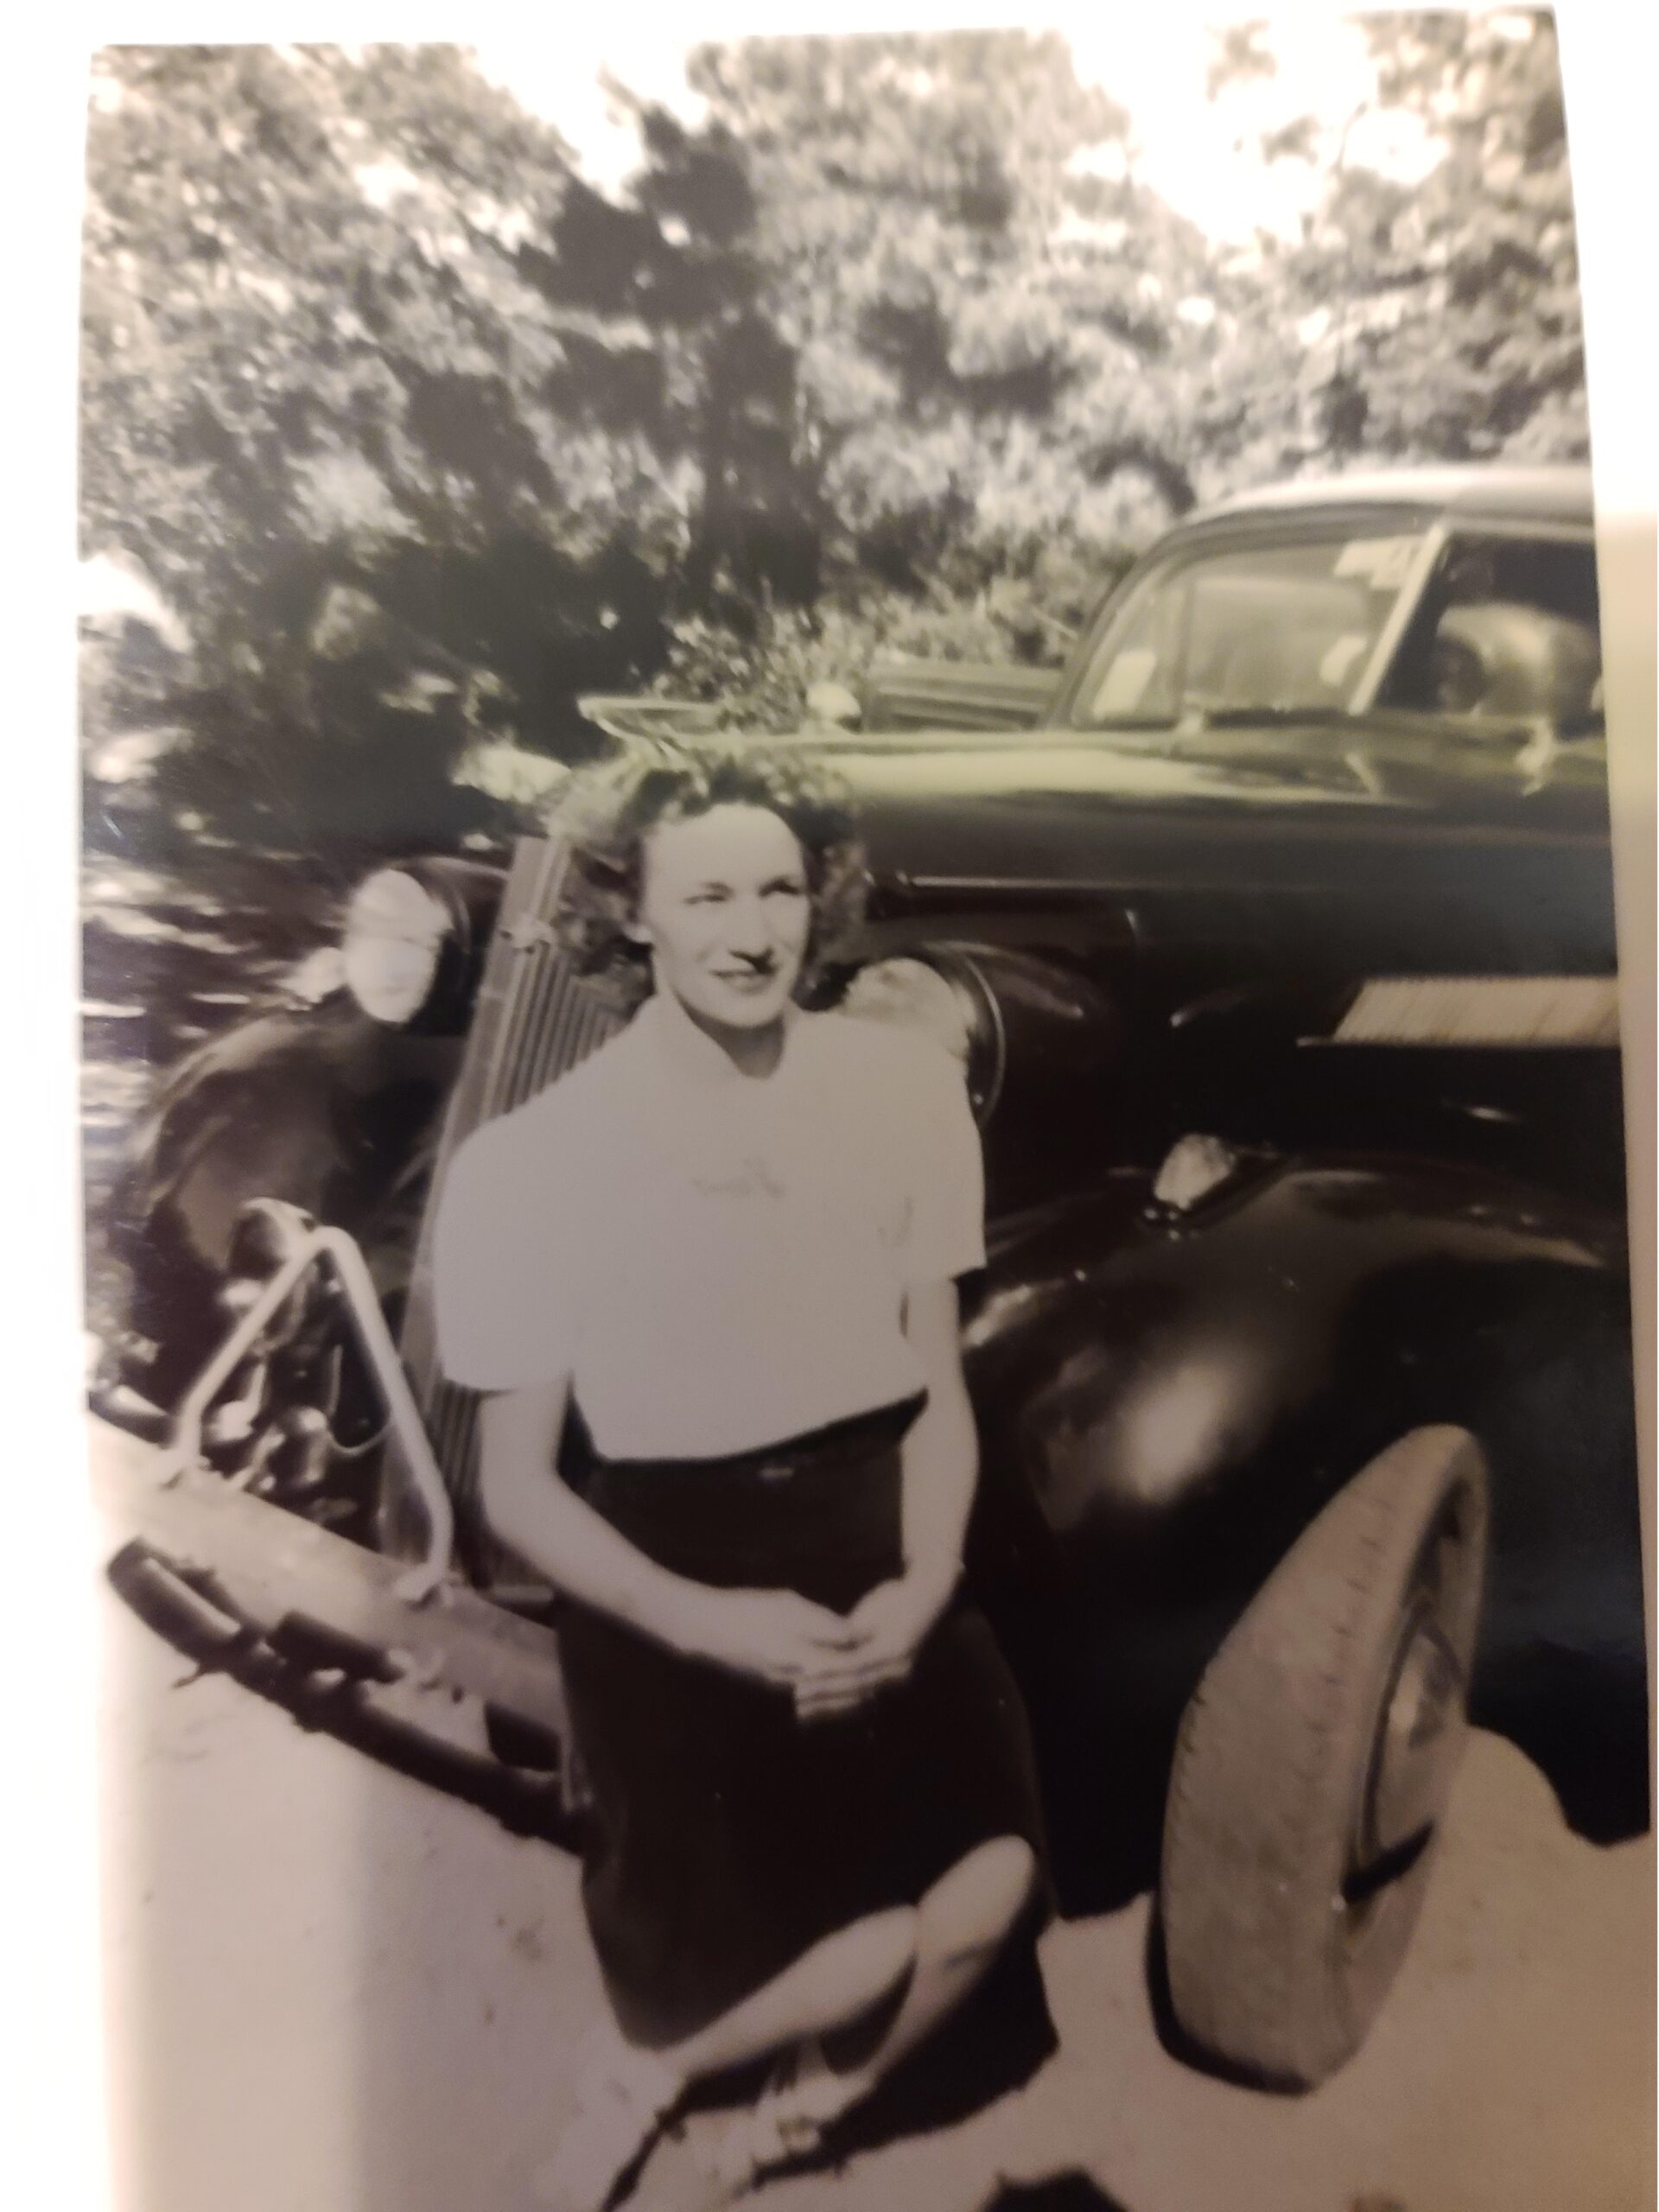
[1067,528,1429,728]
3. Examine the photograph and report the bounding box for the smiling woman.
[429,741,1050,2209]
[630,804,812,1036]
[550,745,868,1016]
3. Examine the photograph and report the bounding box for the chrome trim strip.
[1322,974,1620,1048]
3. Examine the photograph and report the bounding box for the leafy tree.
[515,99,829,620]
[689,31,1213,588]
[1207,9,1587,468]
[81,44,817,843]
[80,23,1596,842]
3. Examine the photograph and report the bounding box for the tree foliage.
[1207,9,1586,467]
[86,45,702,843]
[79,19,1594,848]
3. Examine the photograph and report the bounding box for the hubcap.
[1363,1599,1466,1862]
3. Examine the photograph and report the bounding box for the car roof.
[1192,464,1594,527]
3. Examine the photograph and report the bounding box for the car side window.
[1380,533,1603,728]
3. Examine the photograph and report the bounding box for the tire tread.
[1160,1427,1488,2086]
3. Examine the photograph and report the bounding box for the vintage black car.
[96,463,1645,2094]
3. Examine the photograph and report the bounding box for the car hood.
[766,716,1614,969]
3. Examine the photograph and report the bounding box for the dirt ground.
[93,1449,1654,2212]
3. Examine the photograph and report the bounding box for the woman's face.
[634,803,812,1033]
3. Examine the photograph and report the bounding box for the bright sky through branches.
[472,17,1442,243]
[471,33,709,195]
[1070,15,1440,242]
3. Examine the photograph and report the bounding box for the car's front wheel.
[1160,1425,1488,2088]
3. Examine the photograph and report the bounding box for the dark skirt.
[556,1395,1051,2052]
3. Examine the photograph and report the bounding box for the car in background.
[94,464,1644,2093]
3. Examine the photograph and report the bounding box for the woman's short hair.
[549,741,868,1009]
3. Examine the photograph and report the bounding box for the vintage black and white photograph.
[79,14,1651,2212]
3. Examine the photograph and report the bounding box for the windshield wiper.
[1184,704,1350,728]
[1077,705,1353,735]
[1075,715,1180,733]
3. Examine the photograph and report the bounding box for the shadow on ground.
[978,2176,1135,2211]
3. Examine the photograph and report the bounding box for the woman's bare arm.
[792,1280,975,1720]
[477,1381,697,1641]
[896,1277,978,1598]
[475,1382,858,1684]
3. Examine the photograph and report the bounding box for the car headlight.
[839,953,1005,1122]
[342,868,453,1026]
[338,856,508,1032]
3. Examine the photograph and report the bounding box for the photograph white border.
[6,8,1651,2206]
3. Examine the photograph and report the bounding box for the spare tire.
[1160,1426,1488,2088]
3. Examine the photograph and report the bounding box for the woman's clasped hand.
[664,1568,954,1720]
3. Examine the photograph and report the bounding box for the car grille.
[387,835,623,1573]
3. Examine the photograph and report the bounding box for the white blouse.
[430,990,986,1461]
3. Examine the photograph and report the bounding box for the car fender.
[110,999,461,1402]
[963,1153,1643,1864]
[965,1154,1624,1582]
[119,1002,458,1262]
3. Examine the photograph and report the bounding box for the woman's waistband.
[588,1391,927,1485]
[580,1394,925,1590]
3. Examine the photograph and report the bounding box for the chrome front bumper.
[93,1417,582,1835]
